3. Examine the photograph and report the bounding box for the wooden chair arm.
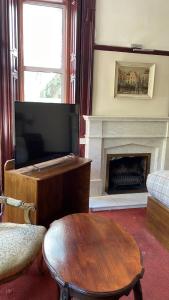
[0,196,36,224]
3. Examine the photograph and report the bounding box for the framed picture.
[114,61,155,99]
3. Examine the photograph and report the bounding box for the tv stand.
[3,157,91,227]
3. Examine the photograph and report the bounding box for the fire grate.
[106,154,151,194]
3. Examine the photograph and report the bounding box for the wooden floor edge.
[146,196,169,251]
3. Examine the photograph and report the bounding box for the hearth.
[106,153,151,194]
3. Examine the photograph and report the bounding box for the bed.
[146,171,169,251]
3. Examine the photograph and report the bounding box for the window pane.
[23,4,63,68]
[24,71,62,103]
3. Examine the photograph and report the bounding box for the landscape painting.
[114,62,155,99]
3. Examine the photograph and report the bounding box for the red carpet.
[97,208,169,300]
[1,208,169,299]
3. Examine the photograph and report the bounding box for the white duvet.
[146,170,169,208]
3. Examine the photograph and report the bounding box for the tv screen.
[14,102,79,168]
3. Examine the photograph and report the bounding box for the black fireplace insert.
[106,154,150,194]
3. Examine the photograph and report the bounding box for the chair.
[0,195,46,284]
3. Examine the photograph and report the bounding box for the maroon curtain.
[68,0,96,155]
[0,0,19,192]
[77,0,95,139]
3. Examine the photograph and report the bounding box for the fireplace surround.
[84,116,169,197]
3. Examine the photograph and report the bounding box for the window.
[23,2,65,103]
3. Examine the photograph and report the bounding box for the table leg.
[133,280,143,300]
[60,285,71,300]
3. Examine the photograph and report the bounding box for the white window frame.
[23,0,66,102]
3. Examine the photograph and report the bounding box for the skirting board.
[89,192,148,211]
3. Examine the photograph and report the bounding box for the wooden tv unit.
[3,156,91,227]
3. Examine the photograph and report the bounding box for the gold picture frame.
[114,61,155,99]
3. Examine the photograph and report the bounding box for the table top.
[43,213,143,296]
[7,157,91,180]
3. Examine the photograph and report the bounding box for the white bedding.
[146,171,169,208]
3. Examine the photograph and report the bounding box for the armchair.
[0,196,46,284]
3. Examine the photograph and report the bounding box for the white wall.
[95,0,169,50]
[92,51,169,117]
[92,0,169,117]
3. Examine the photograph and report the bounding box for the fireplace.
[84,116,169,197]
[105,153,151,194]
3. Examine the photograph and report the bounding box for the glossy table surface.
[43,213,144,297]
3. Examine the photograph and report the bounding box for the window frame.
[18,0,96,137]
[20,0,67,102]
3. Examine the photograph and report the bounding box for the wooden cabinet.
[3,157,91,227]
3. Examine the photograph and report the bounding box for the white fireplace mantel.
[84,116,169,197]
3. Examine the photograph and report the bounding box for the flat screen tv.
[14,102,79,169]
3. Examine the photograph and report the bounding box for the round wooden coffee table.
[43,213,144,300]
